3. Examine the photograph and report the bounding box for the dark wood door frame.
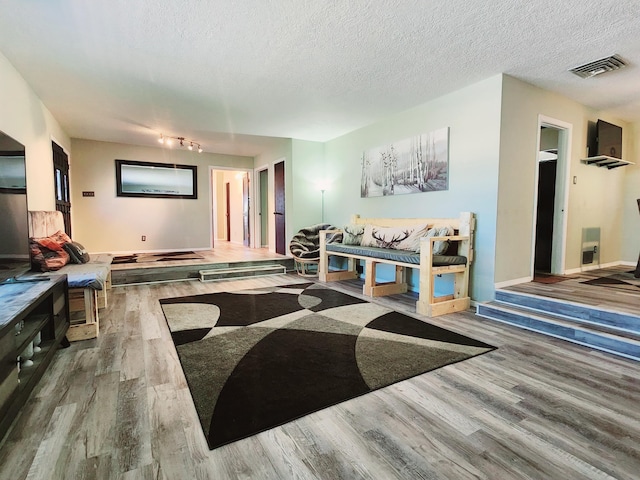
[274,161,286,255]
[242,173,250,247]
[225,182,231,241]
[52,142,71,236]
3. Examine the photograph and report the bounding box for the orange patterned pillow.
[36,237,64,252]
[49,230,72,246]
[29,237,71,272]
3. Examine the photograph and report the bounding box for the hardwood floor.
[504,265,640,317]
[1,273,639,479]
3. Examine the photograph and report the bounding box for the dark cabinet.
[0,275,69,441]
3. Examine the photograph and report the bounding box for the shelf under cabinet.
[14,314,50,356]
[581,155,634,169]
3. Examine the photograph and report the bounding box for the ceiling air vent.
[570,54,627,79]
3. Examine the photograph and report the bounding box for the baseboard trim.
[495,276,532,289]
[564,260,626,275]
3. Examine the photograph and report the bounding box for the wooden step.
[199,264,287,282]
[477,300,640,361]
[494,289,640,335]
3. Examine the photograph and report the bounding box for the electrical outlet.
[141,235,146,241]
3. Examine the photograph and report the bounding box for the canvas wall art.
[115,159,197,199]
[360,127,449,197]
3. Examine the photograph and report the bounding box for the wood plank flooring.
[504,265,640,317]
[1,273,639,479]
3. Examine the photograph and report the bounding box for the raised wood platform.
[110,244,294,286]
[476,266,640,361]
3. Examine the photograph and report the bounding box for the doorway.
[534,145,557,273]
[257,168,269,248]
[210,169,251,247]
[532,117,572,276]
[52,142,71,236]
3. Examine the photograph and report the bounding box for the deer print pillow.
[360,224,430,251]
[416,225,454,255]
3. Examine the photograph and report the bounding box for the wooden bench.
[319,212,475,317]
[28,211,112,341]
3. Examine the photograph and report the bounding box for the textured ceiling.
[0,0,639,156]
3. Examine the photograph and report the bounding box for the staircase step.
[477,301,640,361]
[199,264,287,282]
[495,289,640,335]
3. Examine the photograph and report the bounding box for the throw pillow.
[395,223,430,251]
[342,224,365,245]
[50,230,73,246]
[417,225,454,255]
[361,225,423,250]
[29,238,71,272]
[36,236,65,252]
[63,241,90,264]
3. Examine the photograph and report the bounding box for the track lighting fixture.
[158,134,202,153]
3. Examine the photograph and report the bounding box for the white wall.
[70,139,253,253]
[622,121,640,263]
[497,76,633,282]
[290,139,325,230]
[0,51,70,211]
[303,76,504,302]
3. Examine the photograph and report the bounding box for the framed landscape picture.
[115,159,197,199]
[360,127,449,197]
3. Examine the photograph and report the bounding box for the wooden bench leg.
[417,270,470,317]
[320,256,359,282]
[67,288,100,342]
[363,261,407,297]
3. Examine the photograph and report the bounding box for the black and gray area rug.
[112,250,204,264]
[580,271,640,292]
[160,283,495,449]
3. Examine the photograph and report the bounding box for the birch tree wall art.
[360,127,449,197]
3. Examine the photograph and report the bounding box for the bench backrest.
[350,212,473,235]
[349,211,475,261]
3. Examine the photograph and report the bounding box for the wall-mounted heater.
[581,227,600,265]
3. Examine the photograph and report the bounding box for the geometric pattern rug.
[160,282,496,449]
[112,250,204,264]
[580,271,640,293]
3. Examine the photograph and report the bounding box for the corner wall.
[254,140,292,252]
[622,121,640,263]
[314,76,504,302]
[497,76,633,283]
[70,139,253,253]
[0,51,70,211]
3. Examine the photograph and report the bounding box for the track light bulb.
[158,134,201,152]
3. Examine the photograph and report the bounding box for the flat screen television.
[594,119,623,159]
[0,130,31,283]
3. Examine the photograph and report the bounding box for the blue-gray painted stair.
[476,289,640,361]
